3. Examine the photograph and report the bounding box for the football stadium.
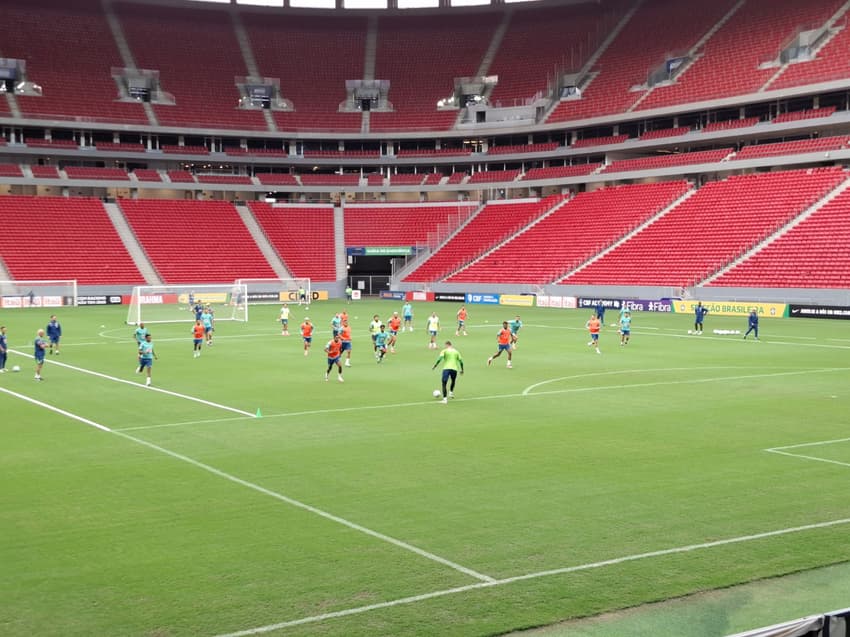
[2,0,850,635]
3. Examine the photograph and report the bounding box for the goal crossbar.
[126,284,248,325]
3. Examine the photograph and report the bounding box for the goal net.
[0,279,78,308]
[126,284,248,325]
[234,278,312,305]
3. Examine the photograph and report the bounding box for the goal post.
[234,278,312,305]
[0,279,78,308]
[126,283,248,325]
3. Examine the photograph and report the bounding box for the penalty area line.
[214,516,850,637]
[8,349,256,418]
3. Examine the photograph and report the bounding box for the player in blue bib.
[619,311,632,346]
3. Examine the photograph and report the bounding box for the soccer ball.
[433,390,441,398]
[11,365,20,372]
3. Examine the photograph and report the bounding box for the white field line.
[765,436,850,470]
[767,436,850,451]
[765,449,850,470]
[0,386,112,431]
[2,389,494,585]
[214,515,850,637]
[521,366,767,396]
[8,349,256,418]
[111,367,849,433]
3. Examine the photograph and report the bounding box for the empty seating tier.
[120,199,276,283]
[468,169,521,184]
[772,107,837,124]
[562,168,846,287]
[0,196,144,284]
[249,203,337,281]
[345,204,475,247]
[64,166,130,180]
[487,142,559,155]
[733,136,848,161]
[116,2,266,130]
[702,117,760,132]
[132,169,162,182]
[256,173,299,186]
[548,0,736,122]
[522,164,602,181]
[572,134,629,148]
[450,183,688,284]
[602,148,732,174]
[195,175,254,185]
[405,195,566,283]
[243,12,366,132]
[709,183,850,289]
[638,0,844,111]
[372,13,498,132]
[639,127,691,140]
[6,0,147,124]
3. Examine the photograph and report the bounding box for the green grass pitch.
[1,299,849,637]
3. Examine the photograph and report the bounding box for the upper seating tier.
[5,0,148,124]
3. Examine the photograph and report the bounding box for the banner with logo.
[347,246,414,256]
[406,291,435,302]
[1,295,70,308]
[673,300,788,317]
[466,293,501,305]
[578,298,624,310]
[537,295,577,309]
[77,295,124,306]
[499,294,535,307]
[282,290,329,302]
[621,299,673,312]
[435,292,467,302]
[789,304,850,320]
[380,291,406,300]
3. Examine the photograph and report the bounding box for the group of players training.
[0,315,62,381]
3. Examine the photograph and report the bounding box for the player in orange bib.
[586,314,601,354]
[340,319,353,366]
[301,318,314,356]
[456,306,468,336]
[387,312,402,353]
[324,333,344,382]
[487,321,514,368]
[192,320,205,358]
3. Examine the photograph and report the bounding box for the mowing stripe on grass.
[215,516,850,637]
[112,429,496,583]
[110,366,850,432]
[0,386,112,432]
[8,348,256,418]
[1,389,495,584]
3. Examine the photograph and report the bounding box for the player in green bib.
[432,341,464,403]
